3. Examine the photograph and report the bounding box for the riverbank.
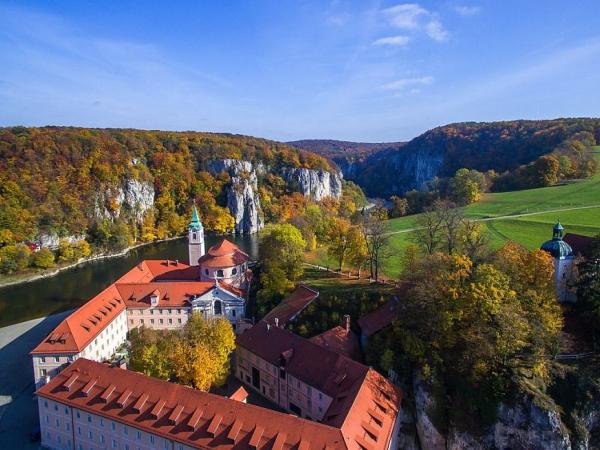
[0,236,185,289]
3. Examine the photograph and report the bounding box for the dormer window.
[150,293,159,307]
[217,269,224,278]
[232,267,237,275]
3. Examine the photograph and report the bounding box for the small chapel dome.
[540,221,573,259]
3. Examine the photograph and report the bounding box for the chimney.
[344,314,351,332]
[274,317,279,328]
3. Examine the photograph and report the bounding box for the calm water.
[0,235,259,327]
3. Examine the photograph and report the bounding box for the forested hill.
[0,127,334,249]
[296,118,600,197]
[287,139,406,159]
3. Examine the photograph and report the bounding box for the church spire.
[189,204,203,230]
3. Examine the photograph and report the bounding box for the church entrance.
[214,300,222,315]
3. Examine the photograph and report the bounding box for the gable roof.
[237,321,368,400]
[31,284,126,354]
[310,326,362,362]
[237,321,402,449]
[263,285,319,326]
[117,259,197,283]
[116,282,216,308]
[37,358,347,450]
[198,239,249,268]
[357,297,401,338]
[563,233,595,258]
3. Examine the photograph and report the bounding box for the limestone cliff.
[206,159,343,233]
[94,178,155,223]
[412,374,574,450]
[281,167,343,201]
[206,159,264,234]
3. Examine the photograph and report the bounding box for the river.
[0,235,259,328]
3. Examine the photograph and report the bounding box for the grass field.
[307,149,600,279]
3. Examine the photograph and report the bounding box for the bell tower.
[188,205,205,266]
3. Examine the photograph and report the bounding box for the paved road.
[386,204,600,236]
[0,310,72,449]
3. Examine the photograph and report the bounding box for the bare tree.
[360,204,390,281]
[436,200,464,254]
[414,207,444,255]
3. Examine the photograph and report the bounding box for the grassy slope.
[309,149,600,279]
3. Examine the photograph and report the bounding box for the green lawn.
[309,149,600,279]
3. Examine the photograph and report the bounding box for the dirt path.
[387,204,600,236]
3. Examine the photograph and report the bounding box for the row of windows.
[128,308,186,315]
[131,317,183,326]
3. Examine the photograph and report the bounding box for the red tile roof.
[32,259,247,354]
[310,326,362,362]
[357,297,402,338]
[237,322,401,449]
[198,239,249,268]
[31,284,126,354]
[563,233,595,257]
[263,285,319,326]
[37,359,347,450]
[116,282,216,308]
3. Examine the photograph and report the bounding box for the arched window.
[217,269,224,278]
[232,267,237,275]
[204,269,209,276]
[214,300,222,315]
[192,233,197,240]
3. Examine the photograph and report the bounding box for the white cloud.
[382,76,434,91]
[454,5,481,16]
[425,19,448,41]
[381,3,448,42]
[372,35,411,47]
[382,3,428,30]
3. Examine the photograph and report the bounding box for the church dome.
[540,221,573,259]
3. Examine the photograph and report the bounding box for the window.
[204,269,209,276]
[232,267,237,275]
[217,269,224,277]
[45,415,49,424]
[41,369,47,377]
[140,319,144,324]
[55,418,59,427]
[100,418,104,427]
[101,434,105,444]
[112,439,117,449]
[159,319,163,324]
[88,431,92,439]
[68,355,74,362]
[150,435,155,444]
[41,357,46,363]
[44,400,48,408]
[124,425,128,435]
[66,423,70,431]
[137,430,141,440]
[111,422,116,431]
[88,414,92,423]
[77,426,81,436]
[214,300,222,315]
[151,319,155,324]
[178,318,182,324]
[318,393,323,400]
[168,318,172,324]
[77,411,80,419]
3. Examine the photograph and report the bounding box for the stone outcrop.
[207,159,264,234]
[36,233,86,250]
[413,372,573,450]
[94,178,155,223]
[281,167,343,201]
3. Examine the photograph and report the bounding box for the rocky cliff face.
[281,167,343,201]
[207,159,264,234]
[413,374,573,450]
[207,159,343,233]
[94,178,155,223]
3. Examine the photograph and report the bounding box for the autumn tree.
[31,248,55,269]
[413,206,444,255]
[129,314,235,391]
[327,218,353,271]
[449,168,485,205]
[360,204,390,281]
[259,224,306,299]
[389,196,409,218]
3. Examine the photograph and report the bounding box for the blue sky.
[0,1,599,142]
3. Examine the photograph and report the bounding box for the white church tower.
[540,221,575,302]
[188,205,205,266]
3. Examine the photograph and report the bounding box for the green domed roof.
[540,221,573,259]
[189,205,203,231]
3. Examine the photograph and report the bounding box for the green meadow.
[308,149,600,279]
